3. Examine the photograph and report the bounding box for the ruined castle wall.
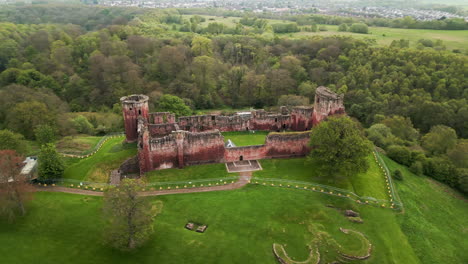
[148,123,178,137]
[148,135,179,170]
[121,95,149,142]
[251,115,290,131]
[312,86,345,126]
[138,120,153,174]
[178,115,217,132]
[290,107,314,131]
[265,132,311,158]
[183,131,225,165]
[224,145,267,162]
[149,112,176,124]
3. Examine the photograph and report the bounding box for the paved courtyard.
[225,160,262,173]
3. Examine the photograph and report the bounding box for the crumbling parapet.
[312,86,345,126]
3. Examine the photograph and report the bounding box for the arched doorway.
[239,155,243,161]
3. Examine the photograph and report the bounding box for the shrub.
[387,145,412,166]
[393,170,403,181]
[349,23,368,34]
[409,161,423,176]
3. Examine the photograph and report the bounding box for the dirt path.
[36,172,252,197]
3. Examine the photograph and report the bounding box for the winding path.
[36,172,252,197]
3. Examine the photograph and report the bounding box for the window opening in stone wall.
[138,110,141,115]
[212,116,215,121]
[240,156,243,161]
[275,118,278,122]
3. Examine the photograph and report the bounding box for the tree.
[366,123,398,148]
[0,130,28,154]
[381,116,419,143]
[191,36,213,57]
[6,101,56,139]
[387,145,412,166]
[103,179,158,250]
[421,125,457,155]
[338,23,348,32]
[34,124,56,146]
[308,116,372,179]
[349,23,369,34]
[72,115,94,134]
[0,150,34,222]
[155,94,192,117]
[447,140,467,168]
[277,95,309,109]
[38,143,64,181]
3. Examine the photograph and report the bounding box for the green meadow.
[1,157,466,263]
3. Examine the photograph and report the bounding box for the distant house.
[20,157,38,181]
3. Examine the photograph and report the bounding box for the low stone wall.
[119,155,140,175]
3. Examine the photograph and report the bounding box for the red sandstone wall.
[265,132,311,158]
[312,87,345,126]
[290,107,314,131]
[224,145,267,162]
[148,124,178,137]
[150,112,176,124]
[148,136,178,170]
[183,131,225,165]
[122,95,149,142]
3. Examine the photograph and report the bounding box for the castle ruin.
[120,86,345,175]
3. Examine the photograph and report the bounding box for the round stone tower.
[120,95,149,142]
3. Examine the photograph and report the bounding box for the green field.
[1,156,466,263]
[56,135,102,155]
[222,131,269,146]
[293,25,468,51]
[63,136,137,183]
[180,15,467,51]
[145,163,231,183]
[254,155,388,199]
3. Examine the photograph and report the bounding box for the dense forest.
[0,5,466,193]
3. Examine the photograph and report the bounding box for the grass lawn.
[180,14,467,51]
[56,135,102,155]
[222,131,269,146]
[254,155,388,199]
[0,154,466,263]
[145,163,232,183]
[291,25,468,51]
[63,136,137,183]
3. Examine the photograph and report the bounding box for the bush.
[409,161,423,176]
[387,145,412,166]
[393,169,403,181]
[349,23,369,34]
[338,23,348,32]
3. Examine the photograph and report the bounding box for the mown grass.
[254,155,387,199]
[222,131,269,146]
[63,136,137,182]
[0,154,466,263]
[145,163,231,183]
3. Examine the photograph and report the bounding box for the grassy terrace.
[63,136,137,183]
[56,135,102,155]
[222,131,269,146]
[145,163,231,183]
[254,155,388,199]
[1,156,466,263]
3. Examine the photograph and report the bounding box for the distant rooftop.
[21,157,37,175]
